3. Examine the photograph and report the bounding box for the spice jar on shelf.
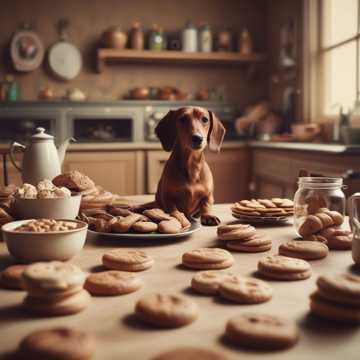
[182,21,198,52]
[293,177,346,233]
[198,23,212,52]
[149,24,166,51]
[239,28,253,54]
[130,22,144,50]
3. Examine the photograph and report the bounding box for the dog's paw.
[201,214,220,226]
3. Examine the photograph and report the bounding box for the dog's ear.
[208,111,226,152]
[155,110,177,151]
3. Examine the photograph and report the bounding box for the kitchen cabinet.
[63,151,145,195]
[252,149,360,199]
[147,148,250,203]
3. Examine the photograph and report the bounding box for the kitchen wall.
[0,0,267,106]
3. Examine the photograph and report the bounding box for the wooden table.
[0,200,358,360]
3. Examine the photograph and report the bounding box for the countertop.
[0,198,358,360]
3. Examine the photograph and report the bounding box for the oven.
[65,106,144,143]
[144,103,241,142]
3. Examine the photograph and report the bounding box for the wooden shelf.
[96,49,266,72]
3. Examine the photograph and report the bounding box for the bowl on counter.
[13,194,81,220]
[2,219,88,262]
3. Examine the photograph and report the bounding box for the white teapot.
[9,127,73,185]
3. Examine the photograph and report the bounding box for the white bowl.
[13,194,81,220]
[2,219,88,262]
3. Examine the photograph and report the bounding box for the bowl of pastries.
[13,179,82,220]
[2,218,88,262]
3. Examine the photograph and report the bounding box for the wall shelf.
[96,49,266,73]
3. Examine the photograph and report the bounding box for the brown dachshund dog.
[154,106,226,226]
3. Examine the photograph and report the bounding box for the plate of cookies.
[80,206,201,239]
[231,198,294,225]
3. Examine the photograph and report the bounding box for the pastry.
[226,234,272,253]
[102,249,154,272]
[19,327,96,360]
[132,221,158,233]
[0,264,27,290]
[151,347,227,360]
[53,170,95,191]
[158,218,182,234]
[218,276,272,304]
[182,248,234,270]
[170,210,191,230]
[23,289,91,316]
[191,271,235,295]
[316,273,360,306]
[22,261,86,297]
[143,208,172,222]
[84,271,142,296]
[278,240,329,260]
[225,313,299,349]
[257,255,311,281]
[217,224,256,241]
[135,293,198,328]
[110,214,143,233]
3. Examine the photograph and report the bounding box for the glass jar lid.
[298,177,343,189]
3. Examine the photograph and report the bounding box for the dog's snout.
[192,134,203,148]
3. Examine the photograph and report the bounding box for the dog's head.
[155,107,226,153]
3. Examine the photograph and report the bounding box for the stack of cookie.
[53,170,118,210]
[22,261,91,316]
[231,198,294,219]
[217,224,272,253]
[310,273,360,324]
[257,255,312,281]
[299,208,353,250]
[191,270,273,304]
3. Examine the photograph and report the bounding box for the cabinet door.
[0,154,23,187]
[63,151,144,195]
[147,148,250,203]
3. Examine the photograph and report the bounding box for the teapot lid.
[31,127,54,140]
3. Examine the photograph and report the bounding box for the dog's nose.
[192,134,203,147]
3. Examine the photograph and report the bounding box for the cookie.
[158,218,183,234]
[278,240,329,260]
[53,171,95,191]
[227,242,271,253]
[225,313,299,350]
[219,276,272,304]
[319,209,344,226]
[258,255,311,281]
[191,271,235,295]
[298,215,323,237]
[110,214,143,233]
[102,249,154,272]
[327,233,352,250]
[135,293,198,328]
[143,208,172,222]
[22,262,86,297]
[19,327,95,360]
[84,271,142,296]
[107,204,133,217]
[151,347,227,360]
[316,212,333,228]
[310,292,360,323]
[23,289,91,316]
[170,210,191,230]
[316,273,360,306]
[217,224,256,241]
[0,264,26,290]
[132,221,158,233]
[182,248,234,270]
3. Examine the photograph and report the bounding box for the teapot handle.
[9,142,25,172]
[349,192,360,231]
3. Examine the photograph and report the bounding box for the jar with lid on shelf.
[293,177,346,234]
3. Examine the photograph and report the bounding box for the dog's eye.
[202,117,209,124]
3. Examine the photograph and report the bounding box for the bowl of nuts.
[2,219,88,262]
[13,180,81,220]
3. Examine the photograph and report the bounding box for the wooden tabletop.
[0,200,358,360]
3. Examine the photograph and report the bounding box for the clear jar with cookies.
[293,177,345,235]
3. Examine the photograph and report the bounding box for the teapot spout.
[57,137,75,165]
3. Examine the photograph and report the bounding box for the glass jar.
[293,177,345,234]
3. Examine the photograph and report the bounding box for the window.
[320,0,359,115]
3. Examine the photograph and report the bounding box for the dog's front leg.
[200,194,220,226]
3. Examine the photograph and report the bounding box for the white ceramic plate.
[88,221,201,239]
